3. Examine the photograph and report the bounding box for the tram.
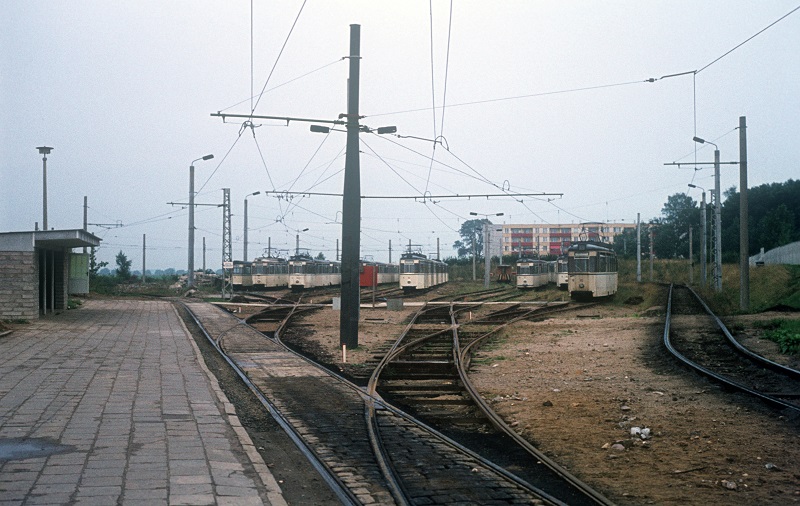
[567,241,617,299]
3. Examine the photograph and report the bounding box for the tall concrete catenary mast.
[340,24,362,351]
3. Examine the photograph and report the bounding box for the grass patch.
[472,355,507,365]
[755,319,800,355]
[616,259,800,316]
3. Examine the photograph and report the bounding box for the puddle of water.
[0,438,75,461]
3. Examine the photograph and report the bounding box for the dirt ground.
[277,288,800,506]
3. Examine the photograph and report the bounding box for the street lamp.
[688,184,708,288]
[243,191,261,261]
[295,228,309,256]
[470,212,504,287]
[188,154,214,288]
[36,146,53,230]
[692,136,722,291]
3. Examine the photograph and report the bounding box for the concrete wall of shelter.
[0,250,39,319]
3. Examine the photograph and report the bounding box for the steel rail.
[368,390,568,506]
[177,301,361,506]
[366,302,564,506]
[273,300,527,505]
[363,402,412,506]
[685,284,800,380]
[663,284,800,413]
[189,298,554,505]
[268,299,554,504]
[452,304,616,506]
[272,302,415,505]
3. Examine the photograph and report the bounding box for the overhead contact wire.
[249,0,307,117]
[697,4,800,74]
[424,1,438,195]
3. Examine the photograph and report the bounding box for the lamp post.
[692,137,722,292]
[688,184,708,288]
[243,191,261,261]
[295,228,309,256]
[188,154,214,288]
[36,146,53,230]
[470,212,504,288]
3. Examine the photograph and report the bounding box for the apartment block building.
[500,222,636,257]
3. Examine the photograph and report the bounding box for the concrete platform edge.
[173,304,288,506]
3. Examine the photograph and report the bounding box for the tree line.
[614,179,799,261]
[447,179,798,264]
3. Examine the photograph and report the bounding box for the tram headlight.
[579,283,585,288]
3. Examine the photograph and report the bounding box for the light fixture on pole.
[36,146,53,230]
[470,212,504,288]
[692,136,722,291]
[188,154,214,288]
[688,184,708,288]
[243,191,261,262]
[295,228,309,256]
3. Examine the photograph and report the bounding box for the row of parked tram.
[231,251,448,293]
[399,251,449,293]
[514,241,617,299]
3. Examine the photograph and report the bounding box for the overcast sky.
[3,1,799,270]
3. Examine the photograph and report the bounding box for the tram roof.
[567,240,614,253]
[515,257,547,264]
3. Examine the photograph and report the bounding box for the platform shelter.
[0,229,101,319]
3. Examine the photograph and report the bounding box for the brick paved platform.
[0,299,286,505]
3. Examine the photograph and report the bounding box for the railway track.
[367,301,612,506]
[362,285,405,300]
[180,300,570,505]
[232,291,295,305]
[664,284,800,413]
[445,286,512,302]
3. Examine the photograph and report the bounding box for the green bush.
[757,319,800,355]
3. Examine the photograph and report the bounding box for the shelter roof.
[0,229,102,251]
